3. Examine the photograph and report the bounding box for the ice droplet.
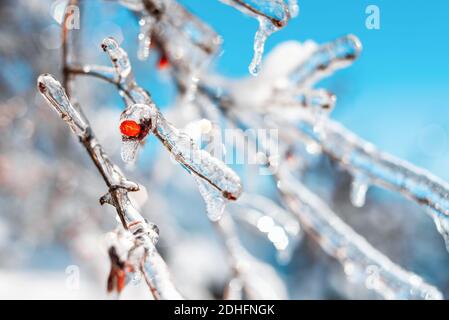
[350,174,370,208]
[249,18,277,76]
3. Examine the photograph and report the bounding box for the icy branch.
[272,108,449,250]
[195,73,444,300]
[219,0,297,27]
[37,74,183,299]
[276,168,443,300]
[66,37,243,221]
[289,34,361,88]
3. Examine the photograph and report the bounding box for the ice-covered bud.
[37,73,88,137]
[101,37,132,81]
[119,103,158,163]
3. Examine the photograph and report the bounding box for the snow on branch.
[37,74,183,299]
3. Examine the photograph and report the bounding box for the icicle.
[155,114,242,201]
[350,174,370,208]
[137,16,155,61]
[196,177,226,221]
[249,18,277,76]
[120,139,140,164]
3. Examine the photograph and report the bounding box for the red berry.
[116,269,126,293]
[158,55,169,69]
[120,120,141,137]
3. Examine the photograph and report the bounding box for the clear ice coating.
[219,0,297,75]
[37,74,88,137]
[299,89,336,135]
[219,0,293,27]
[101,37,132,82]
[120,0,222,79]
[121,139,141,164]
[432,210,449,251]
[277,168,443,300]
[120,103,158,163]
[287,35,362,90]
[277,108,449,252]
[155,112,243,207]
[249,18,277,76]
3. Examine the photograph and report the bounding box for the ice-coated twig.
[37,73,183,300]
[275,167,443,300]
[195,78,444,300]
[272,34,362,96]
[69,38,243,220]
[225,33,449,247]
[219,0,296,28]
[271,107,449,249]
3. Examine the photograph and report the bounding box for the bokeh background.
[1,0,449,299]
